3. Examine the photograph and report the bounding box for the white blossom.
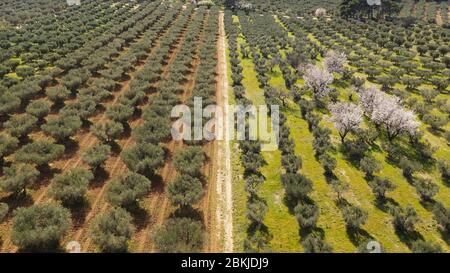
[315,8,327,17]
[324,51,348,74]
[384,108,419,141]
[303,64,334,100]
[358,86,419,140]
[370,92,401,127]
[329,102,363,142]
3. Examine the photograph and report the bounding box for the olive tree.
[0,163,39,196]
[0,134,19,164]
[48,168,94,206]
[15,140,65,168]
[414,178,439,202]
[302,233,332,253]
[433,204,449,233]
[91,120,124,143]
[46,86,70,105]
[168,174,203,208]
[106,172,151,208]
[121,143,165,176]
[281,173,313,200]
[90,207,135,253]
[294,202,319,230]
[368,177,396,201]
[246,198,268,225]
[81,144,111,171]
[342,205,368,230]
[0,92,21,117]
[4,114,37,138]
[173,146,205,177]
[153,217,204,253]
[132,118,171,144]
[0,203,8,223]
[41,115,82,142]
[26,99,51,120]
[411,240,442,253]
[11,203,71,252]
[391,205,419,234]
[360,155,381,178]
[106,104,134,124]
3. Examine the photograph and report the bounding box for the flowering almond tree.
[358,86,419,141]
[303,64,334,101]
[329,102,363,143]
[324,51,348,75]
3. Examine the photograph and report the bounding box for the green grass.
[230,13,450,253]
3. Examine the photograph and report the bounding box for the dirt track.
[215,11,233,253]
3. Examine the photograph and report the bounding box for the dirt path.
[216,11,233,253]
[436,7,443,25]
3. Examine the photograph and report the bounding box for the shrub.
[11,203,71,251]
[121,143,165,176]
[153,217,204,253]
[0,163,39,196]
[168,174,203,207]
[48,168,94,206]
[90,207,135,253]
[81,144,111,171]
[106,172,151,208]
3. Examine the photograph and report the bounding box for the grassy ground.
[229,13,449,253]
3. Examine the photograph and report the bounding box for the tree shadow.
[109,141,122,155]
[0,193,33,221]
[68,198,90,228]
[59,138,79,158]
[128,204,150,231]
[395,228,424,250]
[346,227,374,247]
[89,167,109,189]
[16,241,66,253]
[374,197,399,213]
[171,206,204,223]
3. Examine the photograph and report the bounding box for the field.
[0,0,449,253]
